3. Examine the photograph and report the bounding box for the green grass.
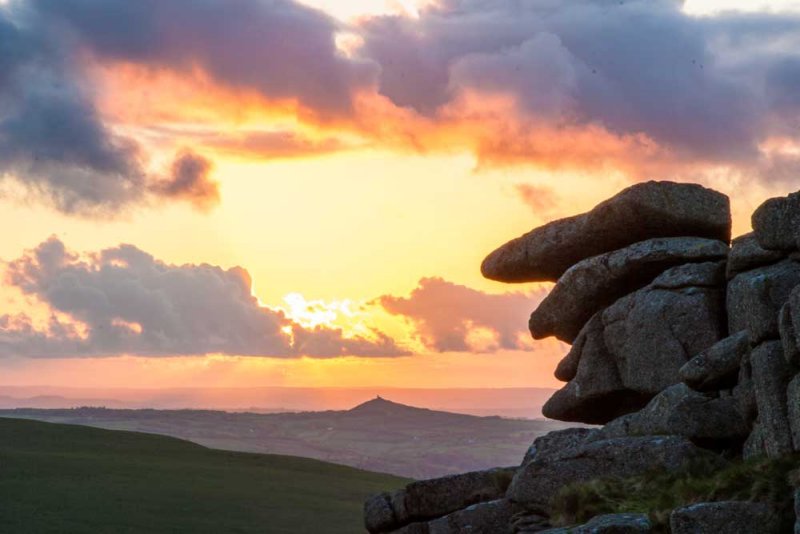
[550,453,800,532]
[0,417,409,533]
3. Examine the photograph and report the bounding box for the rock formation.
[365,182,800,533]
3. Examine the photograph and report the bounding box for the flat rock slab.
[529,238,728,342]
[482,181,731,283]
[593,383,750,446]
[680,331,749,392]
[507,436,723,510]
[670,501,780,534]
[752,191,800,251]
[540,513,653,533]
[727,232,785,278]
[522,428,598,466]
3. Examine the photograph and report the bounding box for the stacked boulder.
[365,182,800,533]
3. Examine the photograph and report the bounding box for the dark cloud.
[0,4,222,215]
[29,0,376,115]
[1,238,407,359]
[149,151,220,212]
[359,0,800,167]
[3,0,800,213]
[378,277,545,353]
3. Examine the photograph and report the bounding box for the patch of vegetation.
[550,453,800,532]
[0,417,409,533]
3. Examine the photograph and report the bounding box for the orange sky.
[0,0,799,391]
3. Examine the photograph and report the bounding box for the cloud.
[29,0,375,115]
[0,4,221,215]
[1,238,407,359]
[356,0,800,176]
[149,151,220,211]
[515,184,561,218]
[377,277,545,353]
[3,0,800,215]
[202,130,348,160]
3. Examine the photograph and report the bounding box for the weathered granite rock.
[670,501,780,534]
[727,232,786,279]
[795,489,800,534]
[540,514,652,533]
[779,286,800,367]
[743,420,766,459]
[752,191,800,251]
[545,264,726,424]
[507,436,723,510]
[602,263,726,396]
[511,511,551,533]
[364,467,516,533]
[751,341,794,457]
[680,331,749,392]
[366,492,399,533]
[482,181,731,283]
[780,301,800,367]
[543,315,651,424]
[391,523,430,534]
[529,240,728,342]
[727,259,800,344]
[427,499,513,534]
[593,384,750,446]
[788,375,800,451]
[733,350,758,424]
[522,428,598,466]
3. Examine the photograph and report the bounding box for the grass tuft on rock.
[550,452,800,532]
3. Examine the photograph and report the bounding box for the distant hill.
[0,385,556,418]
[0,398,577,479]
[0,417,407,533]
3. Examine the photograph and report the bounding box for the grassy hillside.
[0,417,409,533]
[0,398,576,479]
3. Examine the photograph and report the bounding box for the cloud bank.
[1,0,800,214]
[0,238,407,358]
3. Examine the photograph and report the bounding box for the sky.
[0,0,799,392]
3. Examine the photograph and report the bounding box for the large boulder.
[680,331,749,392]
[752,191,800,251]
[670,501,780,534]
[750,341,794,457]
[544,263,726,424]
[727,232,785,279]
[482,181,731,283]
[602,263,726,396]
[364,468,516,533]
[543,315,651,424]
[593,383,750,447]
[427,499,513,534]
[727,259,800,344]
[507,436,723,511]
[540,514,653,533]
[529,239,728,342]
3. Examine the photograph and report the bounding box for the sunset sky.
[1,0,799,391]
